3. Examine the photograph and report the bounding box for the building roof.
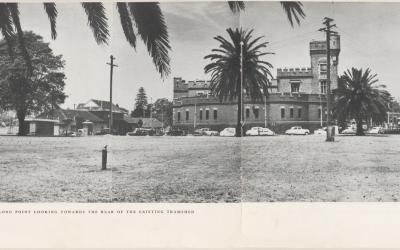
[77,99,128,113]
[123,117,163,128]
[37,108,104,123]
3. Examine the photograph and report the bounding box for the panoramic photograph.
[0,1,399,202]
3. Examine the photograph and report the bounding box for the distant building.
[29,99,131,136]
[76,99,129,135]
[36,107,106,135]
[172,36,341,133]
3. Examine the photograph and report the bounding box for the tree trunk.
[236,82,242,137]
[17,109,27,136]
[356,118,365,136]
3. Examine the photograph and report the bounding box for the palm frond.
[7,3,32,74]
[43,3,57,39]
[128,2,171,78]
[280,1,305,27]
[81,2,109,45]
[116,2,136,48]
[228,1,245,13]
[0,3,15,58]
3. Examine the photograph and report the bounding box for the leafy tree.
[0,2,304,78]
[131,87,149,118]
[333,68,391,136]
[204,28,273,137]
[0,31,66,135]
[390,99,400,113]
[153,98,172,127]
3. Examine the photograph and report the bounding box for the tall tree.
[204,28,273,137]
[0,31,66,135]
[153,98,173,127]
[0,2,304,78]
[333,68,391,136]
[131,87,149,118]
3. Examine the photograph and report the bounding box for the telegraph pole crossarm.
[106,55,118,135]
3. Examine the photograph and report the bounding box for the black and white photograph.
[0,1,400,205]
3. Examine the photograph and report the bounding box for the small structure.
[25,118,60,136]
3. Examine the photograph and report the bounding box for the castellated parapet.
[277,67,313,78]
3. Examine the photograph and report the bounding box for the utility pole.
[319,17,337,142]
[106,55,118,134]
[240,41,244,137]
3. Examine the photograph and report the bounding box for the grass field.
[0,134,399,202]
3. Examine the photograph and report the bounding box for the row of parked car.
[189,126,312,137]
[127,125,386,137]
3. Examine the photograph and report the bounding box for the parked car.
[313,127,327,135]
[285,126,310,135]
[367,126,384,134]
[204,130,219,136]
[245,127,275,136]
[193,128,218,136]
[95,128,110,135]
[220,127,236,137]
[341,127,356,134]
[167,128,186,136]
[128,128,155,136]
[193,128,207,136]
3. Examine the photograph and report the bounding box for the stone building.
[172,36,341,133]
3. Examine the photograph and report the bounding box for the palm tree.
[0,1,304,78]
[204,28,273,137]
[333,68,391,136]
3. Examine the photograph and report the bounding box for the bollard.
[102,145,107,170]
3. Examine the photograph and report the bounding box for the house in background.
[36,106,106,135]
[77,99,129,135]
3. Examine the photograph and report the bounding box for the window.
[213,110,218,120]
[318,108,322,119]
[246,108,250,119]
[254,108,259,119]
[290,108,294,118]
[319,62,327,79]
[185,110,189,120]
[281,108,285,119]
[320,81,327,94]
[291,82,300,93]
[298,108,302,118]
[177,112,181,121]
[199,110,203,120]
[206,110,209,120]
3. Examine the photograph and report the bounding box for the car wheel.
[305,132,309,135]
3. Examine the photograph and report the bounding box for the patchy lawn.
[1,134,399,202]
[0,136,240,202]
[242,134,400,202]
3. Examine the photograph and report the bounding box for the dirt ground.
[0,134,399,202]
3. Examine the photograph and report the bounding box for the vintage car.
[245,127,275,136]
[285,126,310,135]
[220,127,236,137]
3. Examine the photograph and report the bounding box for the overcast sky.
[18,2,400,111]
